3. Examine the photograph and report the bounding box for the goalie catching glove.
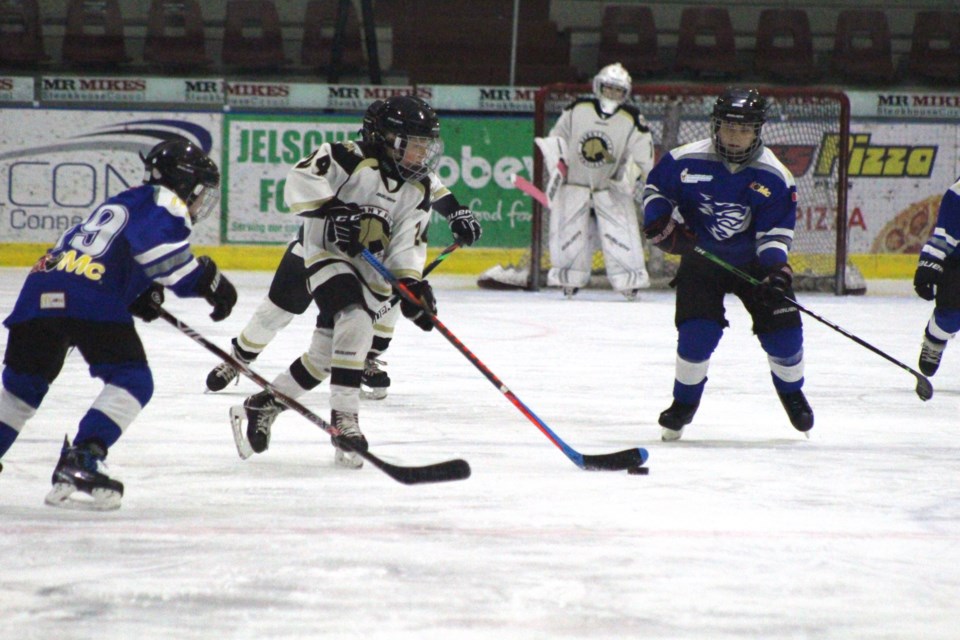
[643,215,696,255]
[399,278,437,331]
[754,262,793,307]
[129,283,164,322]
[195,256,237,321]
[445,208,482,246]
[914,257,944,301]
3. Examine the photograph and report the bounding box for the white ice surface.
[1,268,959,640]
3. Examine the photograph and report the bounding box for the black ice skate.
[562,287,579,299]
[331,409,368,469]
[778,390,814,433]
[658,400,699,441]
[206,345,253,392]
[360,357,390,400]
[229,390,286,458]
[45,436,123,511]
[919,336,946,376]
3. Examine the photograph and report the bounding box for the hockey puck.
[627,466,649,475]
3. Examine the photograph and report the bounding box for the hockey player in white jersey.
[541,62,654,299]
[642,87,813,441]
[205,100,481,399]
[229,95,444,468]
[914,176,960,376]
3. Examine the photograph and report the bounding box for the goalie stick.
[156,308,471,485]
[693,246,934,402]
[361,248,649,471]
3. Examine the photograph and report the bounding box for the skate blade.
[334,448,364,469]
[360,387,388,400]
[44,482,121,511]
[229,405,255,460]
[661,427,684,442]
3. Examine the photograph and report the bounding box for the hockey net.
[478,84,863,294]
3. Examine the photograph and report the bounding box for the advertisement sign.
[0,110,222,245]
[0,77,35,103]
[223,113,535,247]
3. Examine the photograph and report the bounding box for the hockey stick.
[692,246,934,402]
[156,308,471,484]
[373,241,460,322]
[361,248,649,471]
[511,174,549,208]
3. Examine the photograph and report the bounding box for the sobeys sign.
[224,113,535,247]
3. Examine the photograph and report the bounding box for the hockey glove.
[128,283,165,322]
[754,263,793,307]
[319,199,364,257]
[399,278,437,332]
[446,208,482,246]
[914,257,944,301]
[643,216,696,256]
[195,256,238,321]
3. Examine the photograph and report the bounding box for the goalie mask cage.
[478,84,862,295]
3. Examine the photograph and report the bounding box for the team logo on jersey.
[358,207,391,255]
[577,131,615,167]
[698,194,752,241]
[680,168,713,183]
[750,182,771,197]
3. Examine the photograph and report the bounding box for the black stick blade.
[580,448,649,471]
[363,454,472,485]
[916,375,934,402]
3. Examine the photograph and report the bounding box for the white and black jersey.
[284,141,433,305]
[549,97,654,192]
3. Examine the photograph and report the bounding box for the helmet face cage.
[711,88,767,164]
[141,139,220,222]
[593,62,632,114]
[376,96,442,183]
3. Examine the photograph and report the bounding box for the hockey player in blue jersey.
[641,87,813,441]
[0,139,237,509]
[914,177,960,376]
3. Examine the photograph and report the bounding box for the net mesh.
[478,84,864,294]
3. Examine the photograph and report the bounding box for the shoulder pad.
[618,103,649,132]
[330,142,363,174]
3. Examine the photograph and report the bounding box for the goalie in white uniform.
[542,62,655,299]
[229,96,443,468]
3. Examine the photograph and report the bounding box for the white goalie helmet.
[593,62,632,114]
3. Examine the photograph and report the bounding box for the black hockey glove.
[914,257,944,301]
[320,199,364,257]
[399,278,437,332]
[195,256,238,321]
[643,216,696,256]
[129,283,165,322]
[754,263,793,307]
[445,208,482,246]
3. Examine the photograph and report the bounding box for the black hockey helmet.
[141,139,221,223]
[711,87,768,164]
[373,95,443,183]
[360,99,386,143]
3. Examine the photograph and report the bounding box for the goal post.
[478,83,860,295]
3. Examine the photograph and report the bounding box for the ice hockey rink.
[1,267,958,640]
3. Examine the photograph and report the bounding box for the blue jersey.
[642,138,798,268]
[919,178,960,264]
[5,184,206,326]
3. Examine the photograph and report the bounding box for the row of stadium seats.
[599,5,960,84]
[2,1,958,85]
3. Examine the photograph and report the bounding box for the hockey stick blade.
[915,376,934,402]
[157,308,472,485]
[362,248,651,473]
[580,447,649,471]
[361,454,471,485]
